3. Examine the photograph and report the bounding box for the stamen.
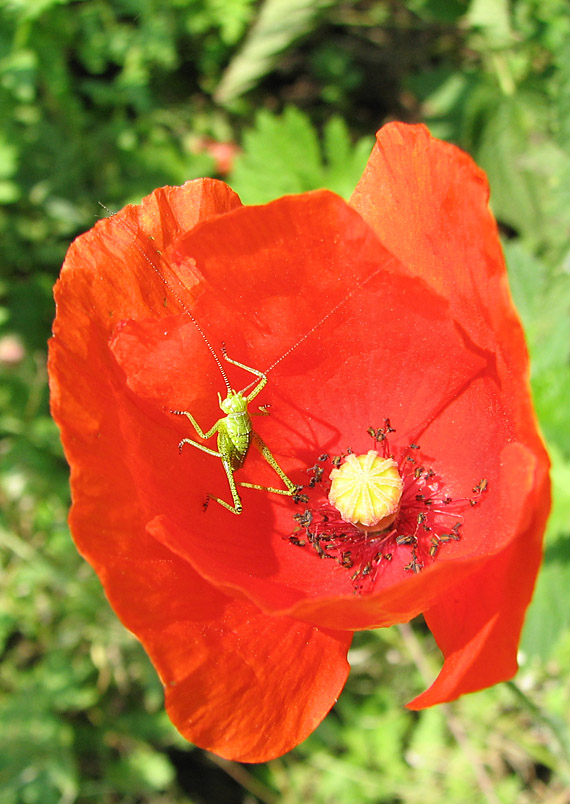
[287,423,488,594]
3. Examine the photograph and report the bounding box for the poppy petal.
[49,179,352,761]
[102,548,351,762]
[407,446,549,708]
[350,122,547,451]
[350,123,514,348]
[349,122,550,693]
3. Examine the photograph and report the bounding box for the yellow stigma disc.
[328,450,403,531]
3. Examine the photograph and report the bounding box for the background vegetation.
[1,0,569,801]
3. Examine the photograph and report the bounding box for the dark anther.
[307,464,324,487]
[396,534,417,545]
[340,552,353,568]
[472,478,488,494]
[289,536,306,547]
[293,509,313,528]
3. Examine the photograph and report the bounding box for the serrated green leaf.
[322,115,351,166]
[228,107,322,202]
[229,107,373,203]
[322,116,374,199]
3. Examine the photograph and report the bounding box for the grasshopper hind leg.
[174,409,244,515]
[205,458,244,515]
[238,431,298,497]
[177,434,244,515]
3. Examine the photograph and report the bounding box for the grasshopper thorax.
[218,389,248,415]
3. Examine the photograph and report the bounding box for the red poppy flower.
[48,122,550,762]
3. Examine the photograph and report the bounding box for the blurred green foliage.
[1,0,569,801]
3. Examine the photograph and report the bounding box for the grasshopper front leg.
[171,409,219,442]
[172,410,244,515]
[221,348,267,402]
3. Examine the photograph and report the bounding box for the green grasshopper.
[172,347,298,515]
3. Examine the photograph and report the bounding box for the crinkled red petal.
[49,179,351,761]
[350,122,546,451]
[408,459,548,708]
[350,122,550,694]
[100,550,351,762]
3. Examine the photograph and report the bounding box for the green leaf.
[521,447,570,660]
[107,745,175,793]
[465,0,514,47]
[503,240,570,373]
[228,107,373,203]
[474,92,547,237]
[0,0,71,23]
[532,367,570,460]
[214,0,337,104]
[322,116,374,199]
[407,0,468,24]
[503,240,570,457]
[0,690,78,804]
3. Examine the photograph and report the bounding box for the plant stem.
[505,679,570,775]
[398,621,501,804]
[207,752,279,804]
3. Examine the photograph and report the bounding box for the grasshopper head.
[219,389,247,414]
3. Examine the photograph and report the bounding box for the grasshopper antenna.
[264,260,393,375]
[98,202,232,391]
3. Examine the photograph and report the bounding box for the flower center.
[288,421,488,594]
[328,450,403,531]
